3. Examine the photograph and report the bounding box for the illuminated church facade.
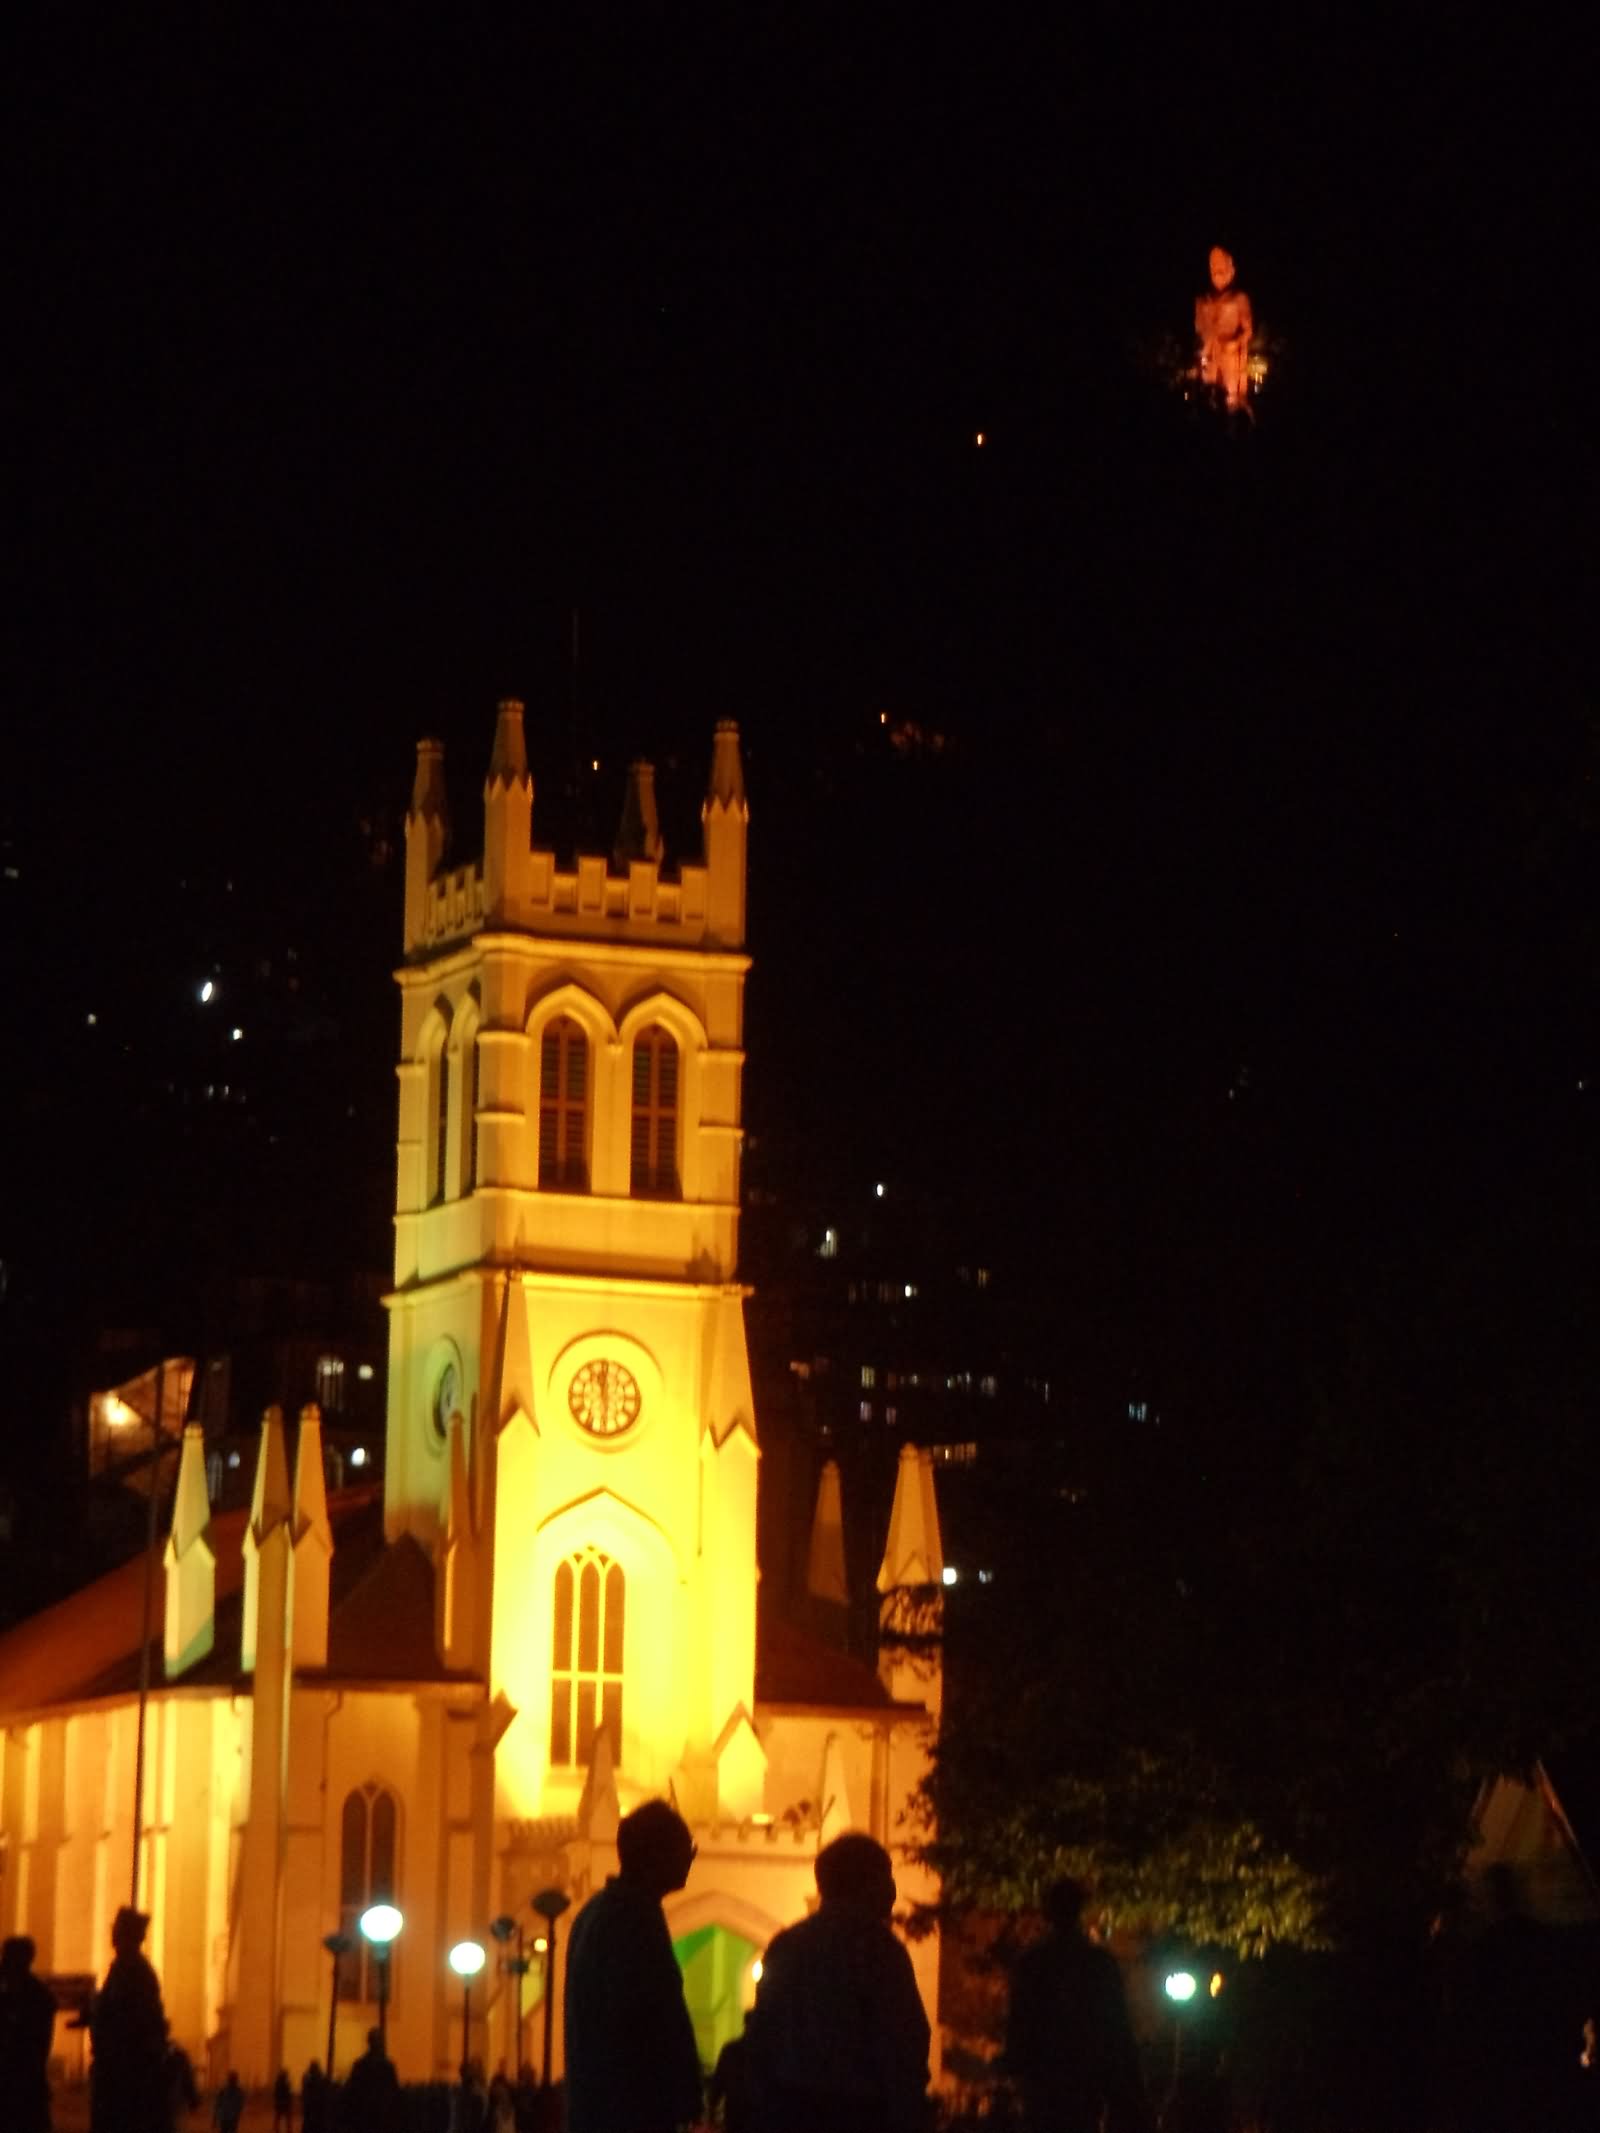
[0,705,944,2088]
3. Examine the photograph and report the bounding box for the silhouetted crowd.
[7,1822,1600,2132]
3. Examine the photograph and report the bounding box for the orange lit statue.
[1195,246,1253,410]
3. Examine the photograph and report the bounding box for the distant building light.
[357,1363,375,1382]
[873,1182,886,1199]
[885,1406,897,1425]
[818,1226,838,1260]
[350,1446,368,1468]
[1165,1972,1198,2003]
[199,980,215,1004]
[859,1401,872,1423]
[227,1450,241,1470]
[978,1569,994,1584]
[979,1374,997,1398]
[86,1012,98,1027]
[975,430,985,447]
[941,1566,959,1587]
[861,1366,876,1389]
[975,1267,991,1289]
[231,1027,243,1042]
[903,1283,916,1300]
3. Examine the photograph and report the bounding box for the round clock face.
[568,1359,642,1438]
[432,1359,460,1440]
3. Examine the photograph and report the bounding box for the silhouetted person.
[340,2026,399,2133]
[165,2031,200,2129]
[301,2059,329,2133]
[1005,1879,1151,2133]
[90,1906,170,2133]
[565,1799,703,2133]
[745,1831,931,2133]
[0,1934,57,2133]
[213,2069,246,2133]
[273,2064,295,2129]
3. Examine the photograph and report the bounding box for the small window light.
[357,1363,375,1382]
[226,1451,241,1470]
[86,1012,98,1027]
[350,1446,368,1468]
[231,1027,243,1042]
[873,1182,886,1199]
[904,1283,915,1299]
[199,980,215,1004]
[941,1565,959,1587]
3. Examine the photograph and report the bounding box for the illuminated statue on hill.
[1195,246,1254,411]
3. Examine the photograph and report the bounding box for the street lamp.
[359,1902,404,2056]
[1163,1968,1198,2086]
[531,1887,571,2090]
[322,1932,353,2083]
[490,1915,526,2074]
[449,1940,487,2077]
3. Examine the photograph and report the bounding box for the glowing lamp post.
[449,1940,487,2077]
[1164,1968,1198,2085]
[531,1886,571,2090]
[359,1903,403,2056]
[490,1914,527,2075]
[321,1932,353,2082]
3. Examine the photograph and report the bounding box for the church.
[0,704,945,2089]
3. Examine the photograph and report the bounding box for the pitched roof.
[0,1488,473,1716]
[755,1611,906,1712]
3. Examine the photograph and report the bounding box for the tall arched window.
[630,1026,680,1199]
[539,1017,589,1191]
[337,1783,399,2000]
[464,1034,481,1191]
[432,1040,451,1205]
[550,1550,624,1767]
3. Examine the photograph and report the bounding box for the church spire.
[163,1423,215,1678]
[289,1403,332,1668]
[805,1459,849,1609]
[876,1443,944,1592]
[613,759,663,871]
[483,699,533,922]
[701,721,747,947]
[404,737,449,952]
[875,1443,945,1715]
[241,1405,292,1673]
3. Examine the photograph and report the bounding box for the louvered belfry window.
[539,1016,589,1190]
[630,1026,680,1198]
[550,1550,625,1767]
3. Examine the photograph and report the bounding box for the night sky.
[3,17,1589,1514]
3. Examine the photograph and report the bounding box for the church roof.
[755,1610,910,1713]
[0,1487,474,1717]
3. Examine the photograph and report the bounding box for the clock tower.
[385,703,761,1822]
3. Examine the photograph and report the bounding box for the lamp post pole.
[490,1916,521,2074]
[531,1888,571,2091]
[359,1904,404,2060]
[449,1943,487,2083]
[130,1358,166,1907]
[322,1933,353,2083]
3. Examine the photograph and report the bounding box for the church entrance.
[672,1921,762,2070]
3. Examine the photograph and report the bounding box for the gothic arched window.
[550,1550,624,1768]
[464,1033,481,1191]
[630,1026,680,1199]
[337,1783,399,2001]
[539,1017,589,1191]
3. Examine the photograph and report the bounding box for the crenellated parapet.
[404,712,748,958]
